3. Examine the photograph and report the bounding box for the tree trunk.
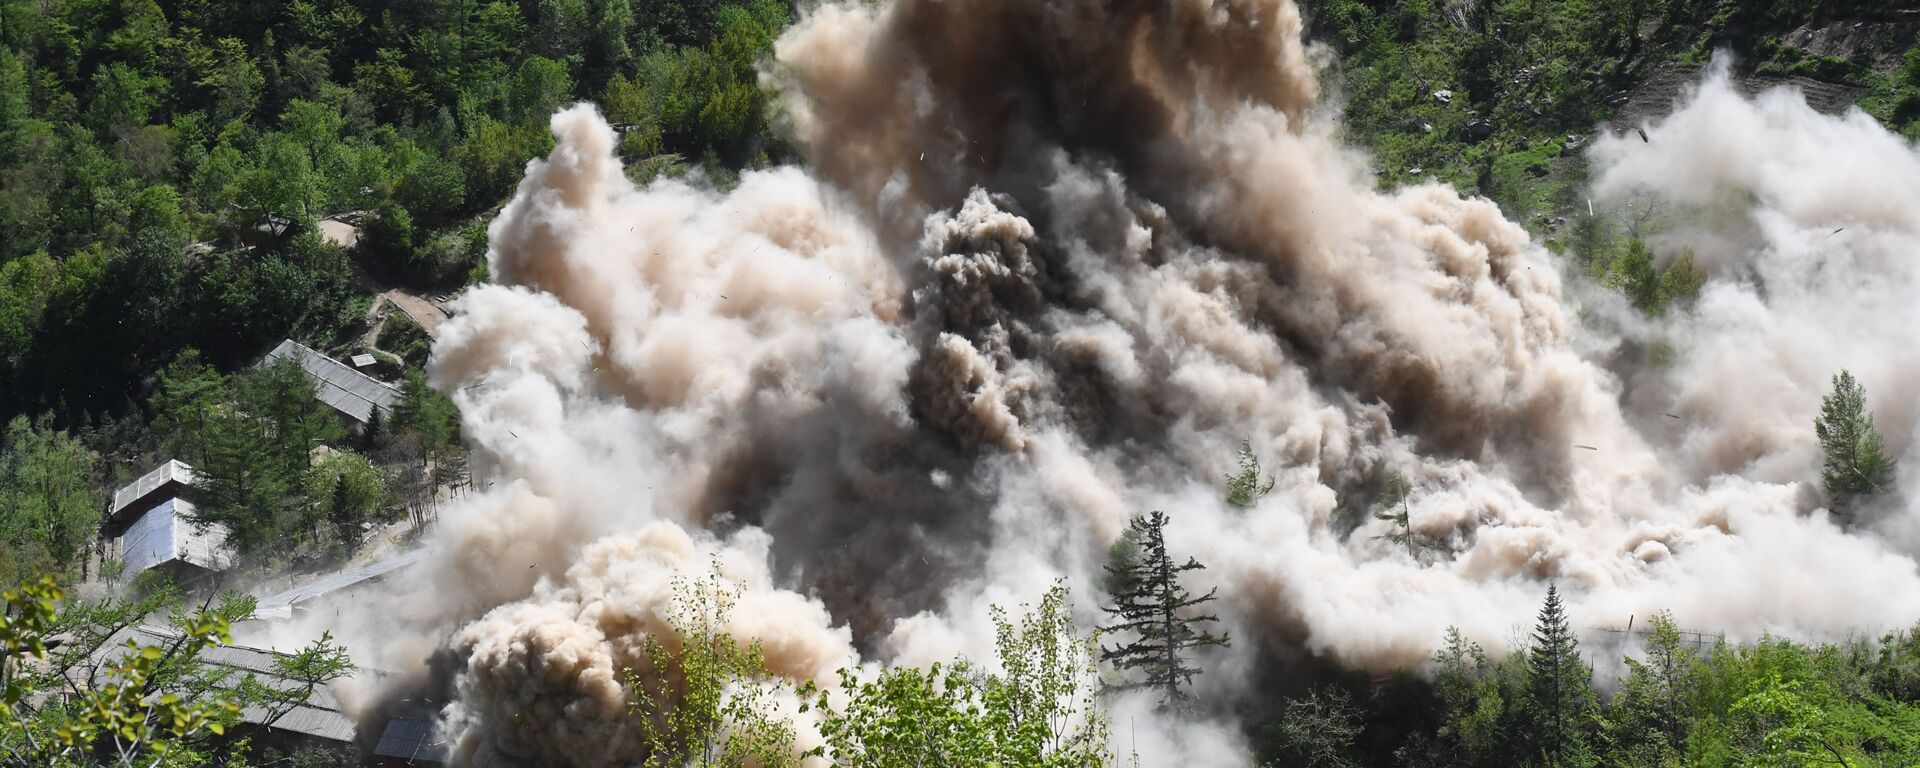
[1160,544,1177,709]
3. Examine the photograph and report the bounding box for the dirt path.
[381,290,449,337]
[317,218,360,249]
[357,289,451,349]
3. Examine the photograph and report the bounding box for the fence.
[1588,625,1720,654]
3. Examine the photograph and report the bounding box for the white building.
[105,460,233,581]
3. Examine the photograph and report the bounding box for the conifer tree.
[239,357,343,483]
[1815,370,1894,516]
[189,399,294,553]
[1099,511,1229,712]
[1373,472,1421,560]
[1521,584,1596,767]
[1225,439,1275,508]
[361,404,386,451]
[326,474,353,550]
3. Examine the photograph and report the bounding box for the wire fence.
[1587,625,1720,654]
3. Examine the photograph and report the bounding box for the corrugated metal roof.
[98,627,356,742]
[265,339,401,424]
[110,460,196,520]
[374,715,450,763]
[254,549,427,620]
[119,498,233,575]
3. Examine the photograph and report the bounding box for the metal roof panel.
[264,340,400,424]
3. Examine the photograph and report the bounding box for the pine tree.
[1099,511,1229,712]
[188,401,294,553]
[361,405,385,451]
[1225,439,1275,508]
[1521,584,1596,767]
[1373,472,1421,560]
[239,358,342,483]
[1815,370,1894,516]
[326,474,355,553]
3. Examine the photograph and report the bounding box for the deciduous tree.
[0,417,96,581]
[807,584,1111,767]
[627,568,802,768]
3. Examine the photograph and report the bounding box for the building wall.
[118,498,234,576]
[121,498,179,575]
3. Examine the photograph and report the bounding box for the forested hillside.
[0,0,792,425]
[2,4,803,765]
[1311,0,1920,309]
[0,0,795,581]
[4,0,1920,766]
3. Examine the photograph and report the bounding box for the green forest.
[4,0,1920,765]
[0,0,794,581]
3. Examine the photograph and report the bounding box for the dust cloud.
[349,3,1920,765]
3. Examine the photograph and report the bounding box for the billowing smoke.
[372,1,1920,764]
[440,523,848,765]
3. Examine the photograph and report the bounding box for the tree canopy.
[1815,370,1894,516]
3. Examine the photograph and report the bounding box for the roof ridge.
[273,339,401,394]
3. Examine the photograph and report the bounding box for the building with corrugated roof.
[373,714,451,765]
[104,460,233,581]
[96,626,449,765]
[108,459,195,525]
[265,339,401,425]
[93,625,353,745]
[253,548,426,621]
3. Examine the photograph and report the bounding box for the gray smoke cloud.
[350,4,1920,766]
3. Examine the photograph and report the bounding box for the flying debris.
[1574,444,1599,451]
[1636,127,1649,143]
[1664,413,1682,420]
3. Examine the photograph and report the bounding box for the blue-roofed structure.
[88,625,455,763]
[106,460,233,581]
